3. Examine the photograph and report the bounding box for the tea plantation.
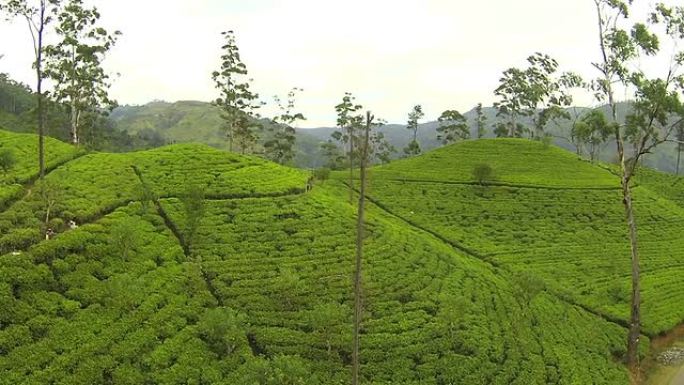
[0,130,682,384]
[362,139,684,336]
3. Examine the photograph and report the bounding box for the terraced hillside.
[0,131,82,207]
[1,131,680,384]
[362,139,684,335]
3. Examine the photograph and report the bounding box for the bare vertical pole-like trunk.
[36,2,46,179]
[348,126,354,204]
[229,123,233,152]
[352,112,371,385]
[70,98,79,145]
[509,115,516,137]
[612,78,642,376]
[69,46,79,146]
[677,145,682,175]
[622,172,642,372]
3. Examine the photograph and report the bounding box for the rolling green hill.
[111,100,684,173]
[110,101,326,168]
[0,130,682,384]
[360,139,684,335]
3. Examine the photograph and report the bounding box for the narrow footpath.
[645,325,684,385]
[671,365,684,385]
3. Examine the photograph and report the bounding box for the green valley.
[0,129,681,383]
[1,0,683,383]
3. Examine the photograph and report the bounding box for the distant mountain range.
[110,100,681,172]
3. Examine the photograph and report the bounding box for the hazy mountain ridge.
[110,100,680,172]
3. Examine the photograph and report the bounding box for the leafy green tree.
[513,271,545,308]
[437,109,470,145]
[307,302,349,359]
[591,0,684,371]
[212,30,260,154]
[370,128,395,164]
[0,73,34,115]
[572,109,612,162]
[475,103,487,139]
[472,164,493,186]
[675,121,684,175]
[0,148,16,175]
[1,0,63,178]
[320,140,345,170]
[197,307,249,359]
[493,53,581,138]
[43,0,120,146]
[332,92,363,203]
[110,218,139,261]
[403,104,424,156]
[265,87,306,165]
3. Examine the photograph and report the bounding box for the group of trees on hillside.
[211,30,306,165]
[0,0,153,158]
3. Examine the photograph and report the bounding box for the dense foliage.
[0,73,168,151]
[359,139,684,336]
[1,130,683,383]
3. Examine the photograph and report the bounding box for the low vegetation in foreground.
[0,129,683,383]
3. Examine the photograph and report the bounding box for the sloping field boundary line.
[0,151,88,212]
[132,165,225,307]
[348,182,637,334]
[131,166,310,307]
[365,177,622,191]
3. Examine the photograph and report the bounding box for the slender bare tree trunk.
[228,119,234,152]
[70,97,79,146]
[352,112,371,385]
[622,177,641,374]
[36,3,46,179]
[509,115,516,137]
[677,146,681,175]
[69,46,79,146]
[594,1,641,372]
[613,96,642,375]
[349,127,354,204]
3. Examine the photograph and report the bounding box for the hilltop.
[110,100,681,172]
[3,69,679,172]
[0,130,682,383]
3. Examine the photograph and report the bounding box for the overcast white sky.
[0,0,668,127]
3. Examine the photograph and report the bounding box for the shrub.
[472,164,493,185]
[110,219,140,261]
[313,168,330,181]
[0,149,16,174]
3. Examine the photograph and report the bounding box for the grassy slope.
[371,139,618,187]
[0,142,308,254]
[0,130,81,205]
[360,139,684,336]
[110,101,327,168]
[3,131,680,384]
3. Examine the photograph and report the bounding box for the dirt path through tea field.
[670,364,684,385]
[645,324,684,385]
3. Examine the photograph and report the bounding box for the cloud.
[0,0,675,127]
